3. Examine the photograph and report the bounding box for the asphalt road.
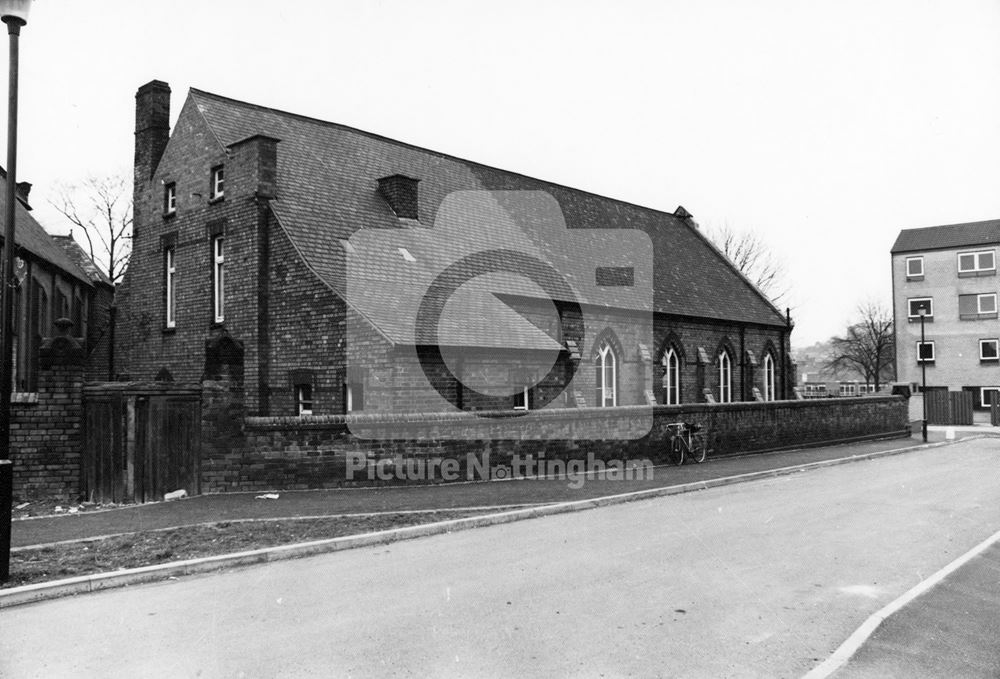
[834,541,1000,678]
[2,439,999,678]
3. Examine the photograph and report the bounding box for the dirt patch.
[3,510,485,589]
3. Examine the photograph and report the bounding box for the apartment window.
[296,384,313,416]
[905,256,924,279]
[663,347,680,405]
[595,342,617,407]
[907,298,933,319]
[164,182,176,215]
[212,236,225,323]
[958,250,995,276]
[762,353,776,401]
[210,165,224,200]
[958,293,998,320]
[165,247,176,328]
[916,341,935,363]
[717,350,732,403]
[980,387,1000,409]
[980,339,999,362]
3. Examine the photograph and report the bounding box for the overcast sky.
[6,0,1000,346]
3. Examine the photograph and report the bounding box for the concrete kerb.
[0,437,969,609]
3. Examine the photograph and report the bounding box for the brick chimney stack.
[134,80,171,187]
[228,135,280,200]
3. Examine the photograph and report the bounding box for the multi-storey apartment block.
[891,219,1000,409]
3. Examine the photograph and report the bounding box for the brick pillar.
[200,378,246,492]
[12,318,85,500]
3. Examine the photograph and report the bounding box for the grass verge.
[3,510,485,590]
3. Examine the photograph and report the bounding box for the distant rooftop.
[891,218,1000,254]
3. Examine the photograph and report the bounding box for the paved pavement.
[13,433,942,548]
[2,438,998,678]
[833,541,1000,678]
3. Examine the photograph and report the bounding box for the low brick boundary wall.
[201,396,908,492]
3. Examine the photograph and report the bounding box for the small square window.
[979,293,997,314]
[210,165,224,200]
[980,339,999,361]
[905,256,923,278]
[908,298,933,319]
[296,384,313,416]
[164,182,176,215]
[979,387,1000,409]
[916,341,935,363]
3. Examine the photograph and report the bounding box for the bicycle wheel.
[689,433,707,463]
[668,436,685,466]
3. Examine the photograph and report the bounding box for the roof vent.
[377,174,419,220]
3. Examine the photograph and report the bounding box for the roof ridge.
[188,87,686,221]
[898,217,1000,233]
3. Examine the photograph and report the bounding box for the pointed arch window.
[596,342,617,407]
[763,353,776,401]
[718,350,732,403]
[663,347,680,405]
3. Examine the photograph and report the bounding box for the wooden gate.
[925,390,974,426]
[991,390,1000,427]
[82,391,127,504]
[82,384,201,504]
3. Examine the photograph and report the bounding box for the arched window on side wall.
[663,347,680,405]
[596,342,617,407]
[763,353,776,401]
[718,349,732,403]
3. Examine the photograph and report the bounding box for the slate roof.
[891,219,1000,254]
[0,170,93,286]
[51,235,113,286]
[187,89,788,345]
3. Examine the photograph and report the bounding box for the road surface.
[2,439,999,678]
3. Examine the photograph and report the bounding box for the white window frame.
[213,236,225,323]
[718,350,732,403]
[513,386,530,411]
[165,247,176,328]
[916,340,935,363]
[763,353,775,401]
[977,293,997,314]
[980,339,999,361]
[958,249,995,274]
[210,165,224,200]
[164,182,176,215]
[981,387,1000,408]
[663,348,680,405]
[907,298,933,319]
[597,342,617,407]
[905,256,923,277]
[296,384,313,416]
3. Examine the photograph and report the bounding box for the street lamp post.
[0,0,30,583]
[918,308,928,443]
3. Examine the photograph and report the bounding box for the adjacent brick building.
[892,219,1000,408]
[0,171,113,390]
[116,80,794,418]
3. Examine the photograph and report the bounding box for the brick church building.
[115,80,793,417]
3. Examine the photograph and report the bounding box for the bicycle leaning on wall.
[665,421,709,466]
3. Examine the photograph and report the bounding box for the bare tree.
[705,222,789,305]
[49,174,133,284]
[826,302,895,390]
